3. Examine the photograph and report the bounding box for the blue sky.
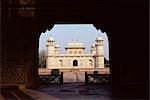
[39,24,109,60]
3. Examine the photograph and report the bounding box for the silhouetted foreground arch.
[1,0,148,99]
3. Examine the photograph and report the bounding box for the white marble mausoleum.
[45,35,105,71]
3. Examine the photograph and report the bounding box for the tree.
[104,58,110,67]
[39,50,47,68]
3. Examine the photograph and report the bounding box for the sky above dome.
[39,24,109,60]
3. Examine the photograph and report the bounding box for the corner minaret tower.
[55,43,60,54]
[95,35,104,68]
[90,43,96,54]
[46,36,55,68]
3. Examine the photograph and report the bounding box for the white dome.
[55,44,60,48]
[48,36,54,41]
[91,43,96,48]
[65,40,85,49]
[96,36,103,41]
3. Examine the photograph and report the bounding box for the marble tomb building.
[46,35,105,71]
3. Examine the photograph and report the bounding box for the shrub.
[51,69,60,75]
[93,71,98,75]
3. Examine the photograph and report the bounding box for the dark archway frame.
[1,0,148,98]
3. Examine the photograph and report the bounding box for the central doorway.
[73,60,78,66]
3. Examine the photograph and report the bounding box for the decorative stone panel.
[0,66,26,84]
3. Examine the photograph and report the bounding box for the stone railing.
[85,71,110,84]
[38,69,63,84]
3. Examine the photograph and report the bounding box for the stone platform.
[38,67,110,75]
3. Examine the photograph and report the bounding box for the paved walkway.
[63,71,85,83]
[0,84,112,100]
[35,83,112,100]
[0,86,34,100]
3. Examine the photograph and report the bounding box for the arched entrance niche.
[73,60,78,66]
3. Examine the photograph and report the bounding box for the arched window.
[89,60,92,66]
[60,60,63,66]
[74,51,77,54]
[79,51,82,54]
[80,60,82,66]
[73,60,78,66]
[69,51,72,54]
